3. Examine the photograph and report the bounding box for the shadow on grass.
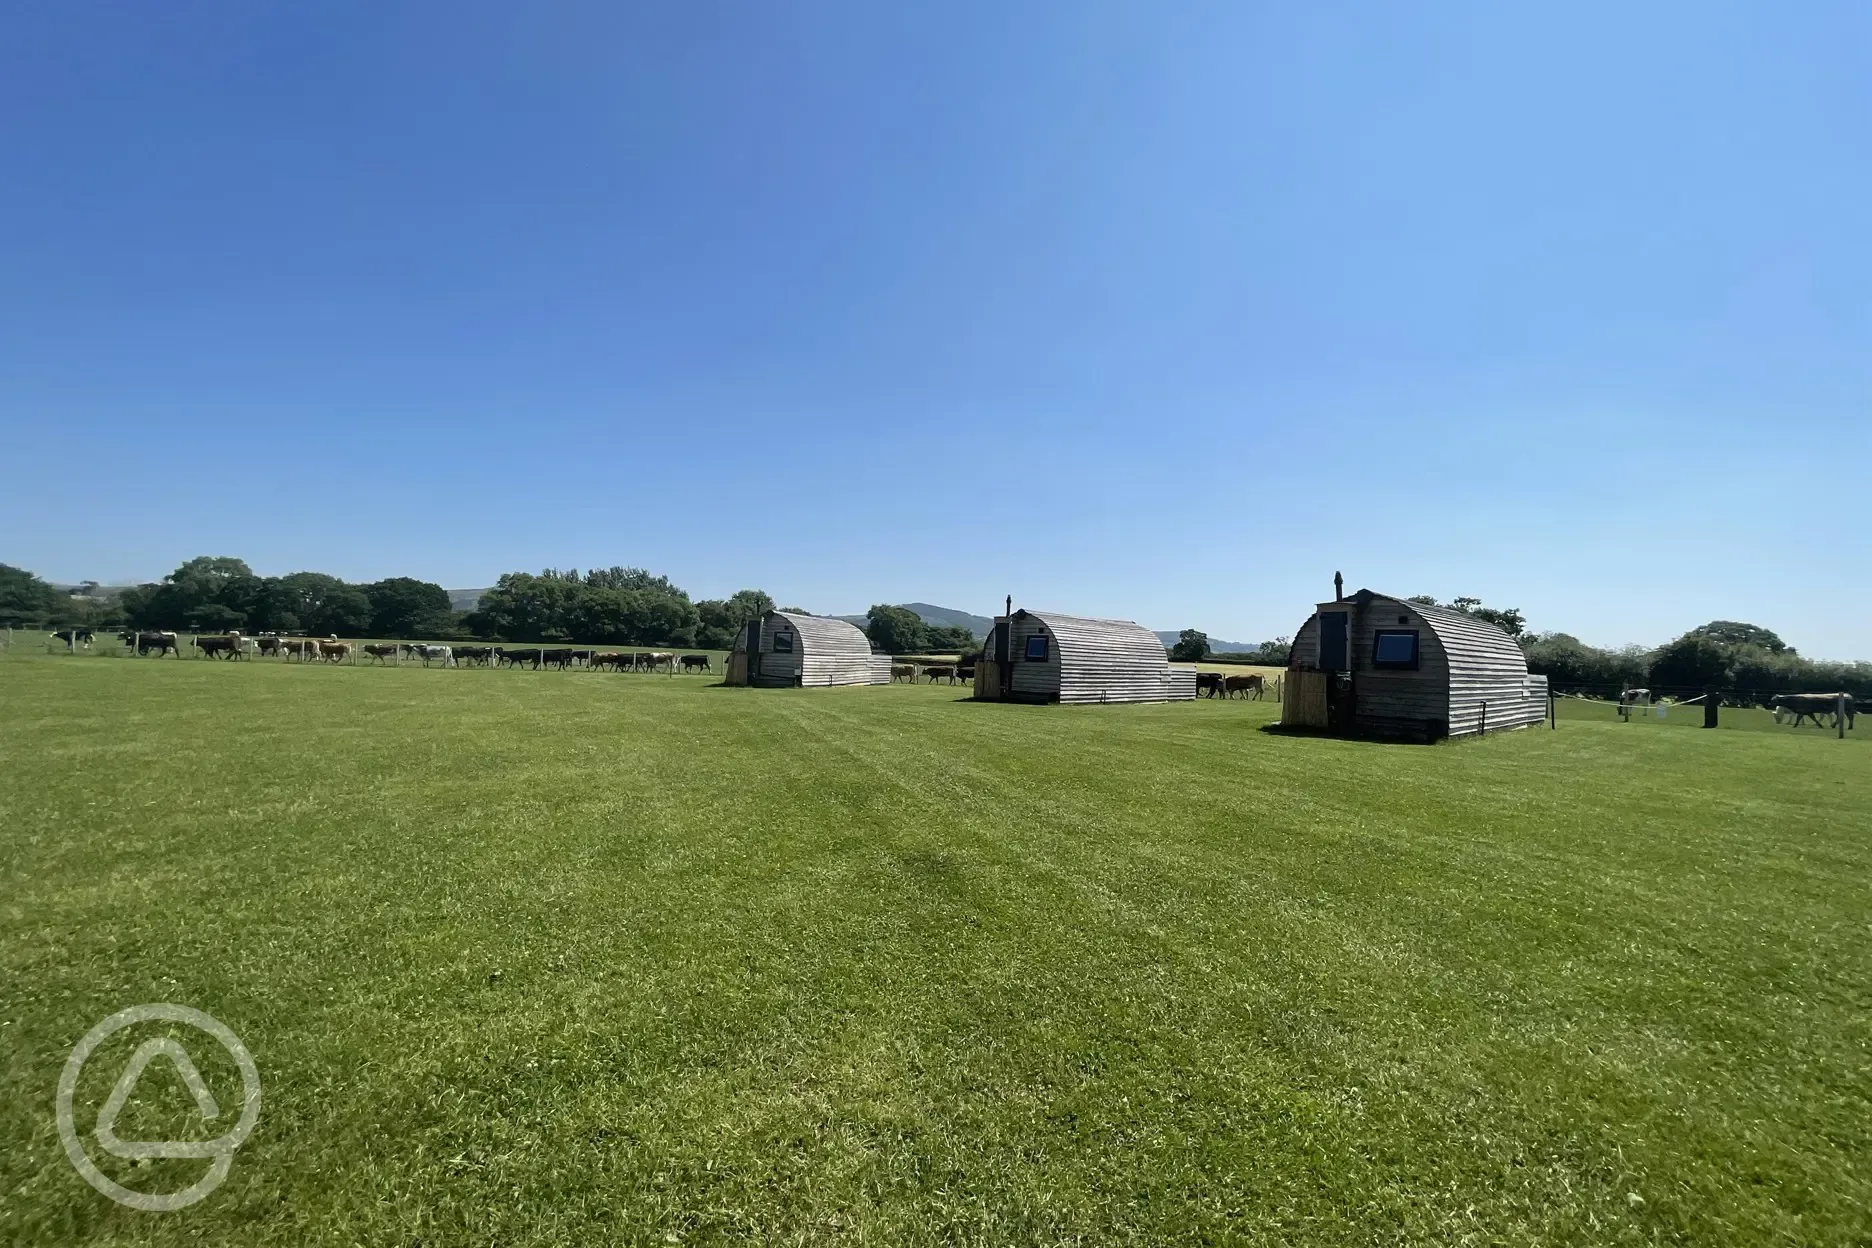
[1257,721,1440,747]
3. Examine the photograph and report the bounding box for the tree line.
[9,558,1869,696]
[2,558,982,656]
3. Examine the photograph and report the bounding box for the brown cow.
[362,643,399,664]
[923,665,957,684]
[891,664,916,683]
[194,633,245,660]
[1224,674,1265,700]
[318,640,352,662]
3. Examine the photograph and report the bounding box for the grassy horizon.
[2,655,1867,1245]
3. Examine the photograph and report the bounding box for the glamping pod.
[1282,586,1548,739]
[725,610,892,688]
[974,608,1197,705]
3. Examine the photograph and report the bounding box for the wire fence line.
[1549,682,1861,710]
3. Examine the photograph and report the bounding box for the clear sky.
[2,3,1866,656]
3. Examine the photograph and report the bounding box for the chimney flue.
[1005,594,1012,618]
[1333,571,1344,602]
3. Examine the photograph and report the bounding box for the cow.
[1224,674,1266,700]
[679,654,713,673]
[539,648,574,670]
[923,665,958,685]
[50,628,95,651]
[362,643,400,664]
[194,633,245,660]
[318,640,352,663]
[644,652,675,673]
[278,637,322,661]
[119,630,181,657]
[891,664,916,683]
[412,644,456,667]
[255,635,285,657]
[454,645,494,666]
[1772,692,1856,729]
[588,651,622,670]
[1619,688,1652,710]
[1196,672,1225,698]
[498,647,542,669]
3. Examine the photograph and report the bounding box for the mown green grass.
[1,655,1867,1245]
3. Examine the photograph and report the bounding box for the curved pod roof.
[1021,609,1177,704]
[769,610,885,687]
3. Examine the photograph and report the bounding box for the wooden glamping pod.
[1283,587,1548,739]
[974,608,1197,704]
[724,609,892,688]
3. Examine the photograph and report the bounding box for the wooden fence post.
[1704,688,1719,729]
[1840,693,1848,740]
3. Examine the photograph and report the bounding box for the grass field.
[2,654,1868,1245]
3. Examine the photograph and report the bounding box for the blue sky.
[2,3,1866,656]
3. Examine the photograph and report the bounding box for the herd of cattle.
[83,630,716,672]
[1197,672,1268,699]
[892,663,974,684]
[31,632,1862,727]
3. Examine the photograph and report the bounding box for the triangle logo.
[94,1037,226,1161]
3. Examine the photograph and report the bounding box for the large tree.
[0,564,61,627]
[1169,629,1208,662]
[1690,620,1792,655]
[866,604,928,654]
[364,577,453,638]
[1648,633,1733,691]
[924,624,979,655]
[695,589,773,650]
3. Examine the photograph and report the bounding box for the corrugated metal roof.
[1373,594,1530,676]
[1020,610,1186,704]
[768,610,886,686]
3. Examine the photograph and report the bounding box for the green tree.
[169,555,255,590]
[364,577,453,638]
[924,624,979,656]
[583,566,682,595]
[0,564,61,627]
[866,604,927,654]
[1169,628,1208,662]
[1405,595,1439,607]
[1244,636,1292,665]
[1690,620,1792,655]
[271,572,372,635]
[1468,606,1525,637]
[1648,633,1733,692]
[696,589,773,649]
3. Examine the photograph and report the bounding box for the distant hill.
[449,588,490,612]
[833,603,994,639]
[902,602,994,639]
[1154,631,1256,654]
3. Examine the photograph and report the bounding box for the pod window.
[1372,630,1419,670]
